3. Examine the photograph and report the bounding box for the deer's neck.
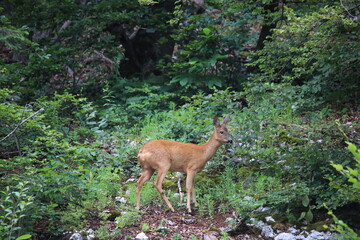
[202,133,222,161]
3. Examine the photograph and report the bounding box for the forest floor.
[88,206,264,240]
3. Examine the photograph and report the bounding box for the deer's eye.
[220,131,224,134]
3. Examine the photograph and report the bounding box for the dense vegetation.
[0,0,359,239]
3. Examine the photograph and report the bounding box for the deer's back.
[137,140,204,172]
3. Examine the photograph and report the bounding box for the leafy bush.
[247,5,360,109]
[325,143,360,239]
[0,182,33,240]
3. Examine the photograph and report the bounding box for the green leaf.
[202,28,211,35]
[180,78,189,86]
[305,209,314,222]
[301,195,310,207]
[16,234,32,240]
[298,211,306,221]
[331,163,343,171]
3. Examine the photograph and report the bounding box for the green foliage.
[248,5,360,108]
[325,143,360,239]
[94,225,122,240]
[331,143,360,191]
[0,12,32,50]
[127,182,162,208]
[164,1,256,91]
[326,210,360,240]
[0,182,33,240]
[115,211,141,228]
[0,0,359,237]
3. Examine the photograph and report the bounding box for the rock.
[255,206,271,212]
[265,216,275,223]
[183,218,196,224]
[115,196,127,203]
[86,229,95,240]
[135,232,149,240]
[70,233,83,240]
[261,225,275,239]
[219,227,232,233]
[275,232,297,240]
[288,227,299,234]
[244,196,254,201]
[249,218,265,228]
[203,231,219,240]
[306,230,333,240]
[125,178,137,183]
[167,220,175,226]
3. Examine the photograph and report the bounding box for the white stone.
[70,233,83,240]
[288,227,299,234]
[265,216,275,222]
[275,232,297,240]
[125,178,137,183]
[135,232,149,240]
[203,232,218,240]
[306,230,333,240]
[244,196,254,201]
[262,225,275,238]
[255,206,271,212]
[115,196,127,203]
[167,220,175,226]
[86,229,95,240]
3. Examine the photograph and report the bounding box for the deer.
[136,115,232,213]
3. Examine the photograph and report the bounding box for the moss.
[107,210,122,221]
[123,182,136,191]
[272,223,286,231]
[195,172,221,186]
[162,179,177,191]
[277,131,301,146]
[237,167,252,179]
[307,221,328,232]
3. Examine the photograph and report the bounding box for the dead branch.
[0,108,45,143]
[94,50,115,65]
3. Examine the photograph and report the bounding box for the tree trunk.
[255,0,279,50]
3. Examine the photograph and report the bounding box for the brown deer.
[136,116,232,213]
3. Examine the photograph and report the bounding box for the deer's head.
[213,116,232,144]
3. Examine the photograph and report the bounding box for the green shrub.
[0,182,33,240]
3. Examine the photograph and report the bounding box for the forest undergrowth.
[1,0,359,239]
[1,88,359,240]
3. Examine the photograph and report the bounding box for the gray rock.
[115,196,127,203]
[275,232,297,240]
[306,230,333,240]
[262,225,275,239]
[86,229,95,240]
[288,227,299,234]
[183,218,196,224]
[135,232,149,240]
[203,231,219,240]
[167,220,175,226]
[70,233,83,240]
[265,216,275,223]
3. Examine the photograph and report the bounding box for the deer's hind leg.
[154,166,175,212]
[136,168,155,210]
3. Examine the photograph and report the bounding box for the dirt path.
[115,206,263,240]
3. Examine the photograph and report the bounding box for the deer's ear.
[222,115,230,125]
[213,116,220,126]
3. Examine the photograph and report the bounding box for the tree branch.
[0,108,44,143]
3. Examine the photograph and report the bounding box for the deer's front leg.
[191,178,198,207]
[186,170,196,213]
